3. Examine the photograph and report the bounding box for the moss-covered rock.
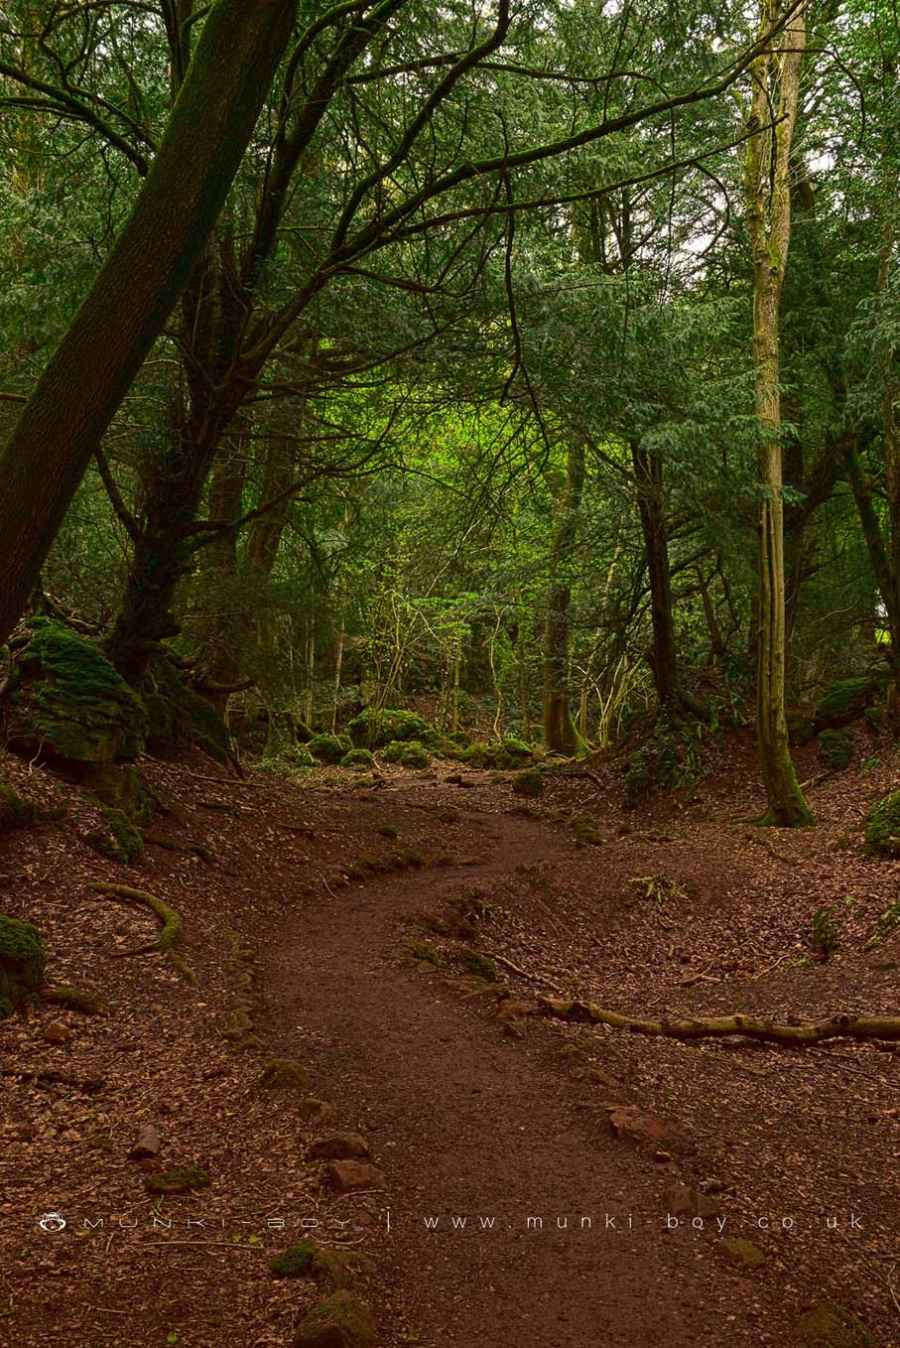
[294,1291,376,1348]
[308,733,352,765]
[5,619,148,764]
[258,1059,309,1091]
[512,768,544,798]
[0,781,36,832]
[271,1238,317,1279]
[142,657,232,766]
[787,709,816,747]
[460,949,498,981]
[340,748,375,770]
[794,1302,872,1347]
[814,674,887,730]
[145,1165,210,1195]
[818,729,852,770]
[347,707,437,748]
[458,741,526,770]
[865,791,900,854]
[0,915,45,1017]
[381,739,430,768]
[85,805,144,865]
[42,985,107,1015]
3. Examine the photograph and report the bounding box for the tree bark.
[542,441,586,754]
[630,441,677,707]
[0,0,297,647]
[744,0,812,825]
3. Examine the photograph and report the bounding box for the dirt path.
[268,799,756,1347]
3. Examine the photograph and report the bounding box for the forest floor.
[1,725,899,1346]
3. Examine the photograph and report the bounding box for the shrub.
[347,708,437,748]
[381,740,430,768]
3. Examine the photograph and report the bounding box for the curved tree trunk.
[0,0,297,647]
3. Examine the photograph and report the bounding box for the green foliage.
[865,791,900,854]
[0,915,45,1017]
[7,619,147,763]
[307,733,352,764]
[818,729,852,770]
[814,675,886,729]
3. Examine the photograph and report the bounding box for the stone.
[662,1182,720,1219]
[294,1291,376,1348]
[145,1165,210,1195]
[128,1125,161,1161]
[324,1161,386,1194]
[307,1133,370,1161]
[794,1302,872,1348]
[0,915,46,1017]
[609,1106,683,1150]
[298,1098,338,1126]
[42,1021,73,1045]
[258,1059,309,1091]
[722,1237,765,1268]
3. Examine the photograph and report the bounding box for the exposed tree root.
[534,995,900,1044]
[142,832,216,866]
[92,882,182,957]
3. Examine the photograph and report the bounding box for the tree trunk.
[0,0,298,647]
[630,440,677,707]
[744,0,812,825]
[542,441,586,754]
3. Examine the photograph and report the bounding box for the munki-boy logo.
[37,1212,67,1233]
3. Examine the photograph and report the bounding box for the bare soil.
[1,727,899,1345]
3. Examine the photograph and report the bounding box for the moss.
[397,848,425,868]
[818,729,852,770]
[460,949,498,981]
[308,733,352,765]
[787,710,816,746]
[142,657,232,766]
[794,1302,872,1347]
[270,1238,316,1279]
[347,708,436,749]
[376,824,398,839]
[502,737,534,761]
[512,768,544,798]
[865,790,900,854]
[0,782,36,833]
[6,619,148,763]
[145,1165,210,1195]
[258,1058,309,1091]
[340,748,375,770]
[42,985,107,1015]
[84,763,156,822]
[406,939,442,966]
[381,739,429,768]
[814,674,886,729]
[295,1291,376,1348]
[460,741,521,770]
[282,745,316,769]
[572,814,602,846]
[86,805,144,864]
[722,1237,765,1268]
[0,914,45,1017]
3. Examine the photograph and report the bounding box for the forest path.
[267,793,731,1348]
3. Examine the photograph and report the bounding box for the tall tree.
[0,0,298,647]
[744,0,813,824]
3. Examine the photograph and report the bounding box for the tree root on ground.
[535,995,900,1044]
[142,832,216,866]
[92,881,185,965]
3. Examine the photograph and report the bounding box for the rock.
[128,1124,161,1161]
[307,1133,370,1161]
[0,782,36,833]
[294,1291,377,1347]
[145,1165,210,1195]
[298,1098,338,1125]
[42,1021,73,1046]
[865,790,900,855]
[4,619,147,764]
[794,1302,872,1347]
[814,673,887,731]
[512,769,544,798]
[42,985,107,1016]
[324,1161,385,1194]
[0,915,45,1018]
[722,1237,765,1268]
[270,1238,317,1278]
[609,1106,683,1151]
[662,1181,720,1219]
[818,729,852,770]
[258,1059,309,1091]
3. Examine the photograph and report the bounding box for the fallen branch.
[534,995,900,1045]
[741,830,797,866]
[92,882,182,956]
[483,950,563,993]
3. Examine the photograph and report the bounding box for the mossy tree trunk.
[630,440,677,707]
[0,0,298,649]
[542,441,586,754]
[744,0,812,826]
